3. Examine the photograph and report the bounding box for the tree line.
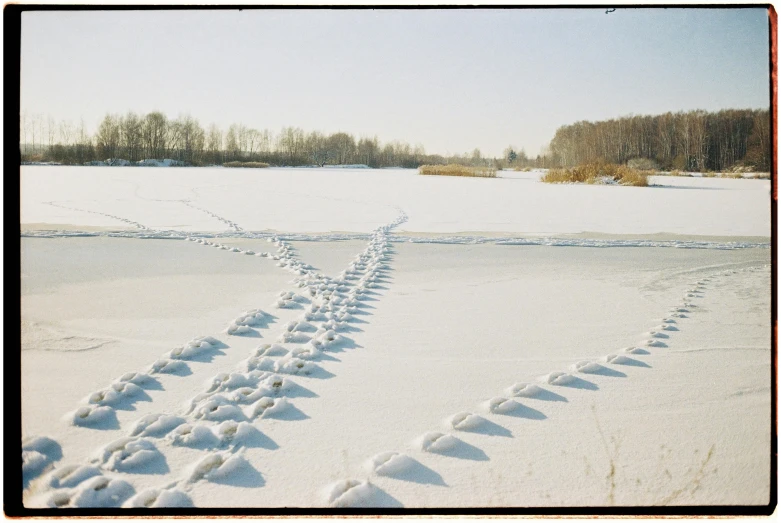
[546,109,770,172]
[19,111,518,169]
[20,108,770,172]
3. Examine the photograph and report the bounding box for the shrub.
[668,169,685,177]
[223,161,270,168]
[541,162,648,187]
[418,164,496,178]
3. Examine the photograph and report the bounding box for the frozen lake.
[19,165,772,509]
[21,166,771,238]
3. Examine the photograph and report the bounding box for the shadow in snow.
[111,389,154,411]
[80,410,121,431]
[209,458,265,488]
[459,416,513,438]
[350,484,404,508]
[138,376,164,391]
[125,452,170,475]
[434,437,489,462]
[582,364,627,378]
[384,458,447,487]
[557,377,599,391]
[239,427,279,450]
[228,329,263,339]
[354,295,379,303]
[267,403,309,421]
[280,380,319,399]
[160,363,193,377]
[352,302,376,310]
[530,387,568,403]
[612,357,651,368]
[185,348,228,364]
[499,401,547,420]
[306,366,337,380]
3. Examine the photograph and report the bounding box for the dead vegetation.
[418,164,497,178]
[223,161,270,168]
[541,162,649,187]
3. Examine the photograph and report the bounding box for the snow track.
[322,265,770,507]
[24,207,410,508]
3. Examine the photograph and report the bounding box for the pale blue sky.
[20,8,770,157]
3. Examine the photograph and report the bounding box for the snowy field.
[19,166,772,509]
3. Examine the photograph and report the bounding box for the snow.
[20,166,770,237]
[19,165,771,509]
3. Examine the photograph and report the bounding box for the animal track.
[93,437,161,471]
[366,451,414,476]
[506,382,543,398]
[448,412,484,431]
[418,432,458,452]
[542,372,576,386]
[123,486,193,508]
[326,479,373,507]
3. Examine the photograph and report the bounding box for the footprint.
[167,423,219,447]
[288,344,323,360]
[115,371,152,385]
[541,372,575,386]
[234,309,269,327]
[506,382,543,398]
[23,450,50,476]
[204,372,255,393]
[645,339,667,348]
[571,361,603,374]
[22,436,61,475]
[149,358,188,374]
[277,331,312,344]
[226,322,253,336]
[123,487,193,508]
[93,437,160,471]
[365,451,414,476]
[191,396,244,422]
[326,479,373,508]
[41,464,102,489]
[448,412,484,431]
[645,331,669,339]
[65,405,114,427]
[603,354,631,365]
[128,414,185,438]
[484,397,518,414]
[418,432,458,452]
[274,357,314,375]
[211,420,256,445]
[227,385,274,405]
[187,451,245,483]
[283,320,316,332]
[84,381,142,406]
[244,396,289,419]
[67,475,135,507]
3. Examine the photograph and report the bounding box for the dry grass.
[419,164,497,178]
[223,161,270,168]
[668,169,686,177]
[541,162,649,187]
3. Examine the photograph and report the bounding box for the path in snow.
[23,201,409,508]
